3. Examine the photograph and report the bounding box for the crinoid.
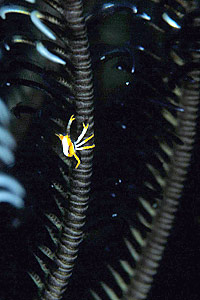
[0,1,199,300]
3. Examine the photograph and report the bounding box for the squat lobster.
[55,115,95,168]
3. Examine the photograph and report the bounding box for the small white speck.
[138,46,145,51]
[131,65,135,73]
[139,12,151,21]
[115,179,122,185]
[4,43,10,51]
[112,213,118,217]
[117,65,123,70]
[132,6,137,13]
[103,3,114,9]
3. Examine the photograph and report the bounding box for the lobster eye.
[55,133,64,141]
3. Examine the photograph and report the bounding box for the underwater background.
[0,0,200,299]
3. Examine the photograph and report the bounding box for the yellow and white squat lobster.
[55,115,95,168]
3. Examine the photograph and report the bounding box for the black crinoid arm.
[0,0,94,299]
[0,1,200,300]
